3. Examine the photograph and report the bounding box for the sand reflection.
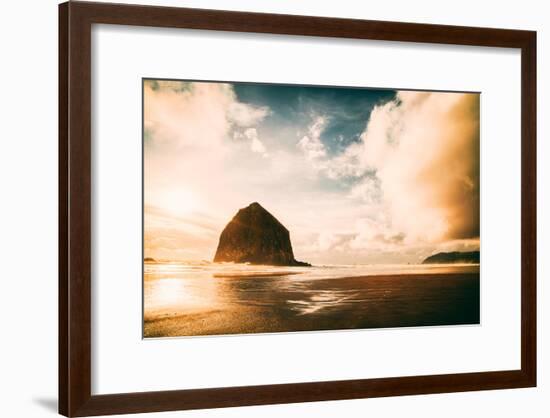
[288,290,359,315]
[144,264,223,319]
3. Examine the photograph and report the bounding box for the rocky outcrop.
[422,251,480,264]
[214,202,310,266]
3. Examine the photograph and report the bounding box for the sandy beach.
[144,271,480,338]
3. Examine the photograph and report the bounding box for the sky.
[144,79,480,264]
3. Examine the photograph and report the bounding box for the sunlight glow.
[154,188,200,217]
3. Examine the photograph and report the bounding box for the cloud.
[348,176,381,205]
[349,218,405,251]
[244,128,267,155]
[296,115,366,180]
[144,80,270,151]
[144,204,220,261]
[144,81,231,151]
[293,91,479,252]
[228,102,271,127]
[349,91,480,244]
[297,116,328,162]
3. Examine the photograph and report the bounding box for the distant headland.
[214,202,310,267]
[422,251,480,264]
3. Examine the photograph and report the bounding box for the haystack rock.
[213,202,310,266]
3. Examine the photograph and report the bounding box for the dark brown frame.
[59,1,537,416]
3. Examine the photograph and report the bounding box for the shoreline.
[144,272,480,338]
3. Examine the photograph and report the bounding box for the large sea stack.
[214,202,310,266]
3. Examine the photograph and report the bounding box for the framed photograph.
[59,1,536,416]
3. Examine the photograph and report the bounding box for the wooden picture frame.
[59,1,536,416]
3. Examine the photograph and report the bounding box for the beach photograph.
[143,79,480,338]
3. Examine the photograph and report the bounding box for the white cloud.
[251,137,266,154]
[244,128,267,155]
[144,81,270,151]
[348,176,381,205]
[144,81,232,151]
[296,116,365,180]
[342,91,480,245]
[297,116,328,162]
[228,102,270,127]
[293,91,480,256]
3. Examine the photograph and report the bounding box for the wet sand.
[144,272,480,338]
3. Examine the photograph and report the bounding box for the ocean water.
[143,261,480,337]
[145,261,478,280]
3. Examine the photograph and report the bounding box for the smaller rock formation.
[422,251,480,264]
